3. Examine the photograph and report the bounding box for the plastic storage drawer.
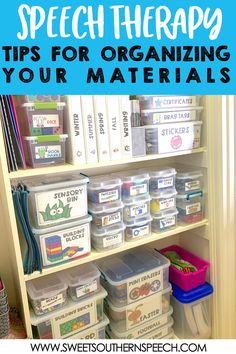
[98,249,170,307]
[23,134,68,168]
[27,174,89,229]
[67,315,109,339]
[88,201,124,229]
[106,307,173,339]
[88,176,122,205]
[141,106,203,125]
[62,263,101,302]
[20,102,65,135]
[160,245,210,291]
[112,171,150,200]
[123,195,151,223]
[176,191,204,224]
[32,215,92,267]
[31,288,107,339]
[138,96,201,110]
[150,189,177,214]
[176,169,203,194]
[91,223,125,252]
[125,215,152,242]
[148,168,176,194]
[26,273,68,316]
[152,209,178,233]
[104,284,171,332]
[171,283,213,339]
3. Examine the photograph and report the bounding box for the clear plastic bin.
[150,189,177,214]
[27,273,68,316]
[91,223,125,252]
[88,176,122,204]
[138,96,201,110]
[106,307,173,339]
[152,209,178,233]
[32,215,92,267]
[27,174,89,228]
[20,102,65,135]
[148,168,177,194]
[62,263,101,302]
[14,95,61,104]
[23,134,68,168]
[31,288,107,339]
[176,169,203,194]
[112,171,150,200]
[88,201,124,229]
[104,284,171,332]
[125,215,152,241]
[123,195,151,223]
[141,107,203,125]
[67,315,109,339]
[171,282,213,339]
[98,249,170,307]
[176,191,204,224]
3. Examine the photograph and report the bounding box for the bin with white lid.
[88,201,124,229]
[176,168,203,194]
[88,176,122,205]
[123,195,151,223]
[176,191,204,224]
[152,208,178,233]
[150,189,177,214]
[112,170,150,200]
[67,315,109,339]
[147,168,177,194]
[125,214,152,241]
[98,249,170,307]
[91,222,125,252]
[27,174,89,228]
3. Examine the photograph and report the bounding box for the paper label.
[185,180,201,192]
[153,110,197,124]
[130,184,147,197]
[160,216,176,229]
[130,315,169,339]
[127,269,163,304]
[129,203,148,217]
[152,96,196,109]
[101,211,121,226]
[127,224,150,239]
[41,294,64,311]
[35,145,61,159]
[125,293,162,330]
[77,328,99,339]
[52,298,97,338]
[186,202,201,215]
[35,185,87,226]
[98,190,118,203]
[76,280,98,299]
[157,177,174,189]
[103,232,123,248]
[145,326,169,339]
[32,114,59,128]
[40,223,90,266]
[159,197,175,210]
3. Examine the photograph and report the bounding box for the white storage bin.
[150,189,177,214]
[148,168,176,195]
[176,169,203,194]
[27,174,89,228]
[88,201,123,229]
[141,106,203,125]
[31,287,107,339]
[88,176,122,205]
[176,191,204,224]
[171,283,213,339]
[123,195,151,223]
[91,223,125,252]
[106,307,173,339]
[63,263,101,302]
[152,209,178,233]
[32,215,92,267]
[138,95,201,110]
[145,318,174,339]
[125,215,152,241]
[104,284,171,332]
[112,170,150,200]
[98,249,170,307]
[67,315,109,339]
[27,273,68,316]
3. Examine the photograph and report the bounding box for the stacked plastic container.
[160,245,213,339]
[98,248,174,339]
[138,95,203,155]
[0,280,10,338]
[88,175,125,252]
[13,95,68,168]
[29,263,109,339]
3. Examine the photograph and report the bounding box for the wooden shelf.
[24,219,208,282]
[9,147,207,180]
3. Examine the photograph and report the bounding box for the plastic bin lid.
[22,102,65,109]
[125,214,152,227]
[99,249,170,285]
[151,208,178,219]
[62,263,100,288]
[88,175,122,190]
[26,273,67,300]
[176,168,203,179]
[144,167,177,178]
[141,106,204,114]
[23,134,68,142]
[123,194,151,206]
[88,201,124,214]
[176,191,203,200]
[112,170,150,182]
[172,282,213,303]
[150,188,177,199]
[26,174,89,192]
[91,222,125,237]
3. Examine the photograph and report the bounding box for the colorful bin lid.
[172,282,213,303]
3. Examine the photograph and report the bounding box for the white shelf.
[24,219,208,282]
[9,147,207,179]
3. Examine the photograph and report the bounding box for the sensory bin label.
[35,145,61,159]
[32,114,59,128]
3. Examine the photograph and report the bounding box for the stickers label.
[101,211,121,227]
[35,145,61,159]
[159,197,175,210]
[130,184,147,197]
[129,203,148,217]
[185,180,201,191]
[186,202,201,215]
[160,216,176,229]
[32,114,59,128]
[158,177,174,189]
[98,190,118,203]
[76,280,98,299]
[41,294,64,311]
[103,232,123,248]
